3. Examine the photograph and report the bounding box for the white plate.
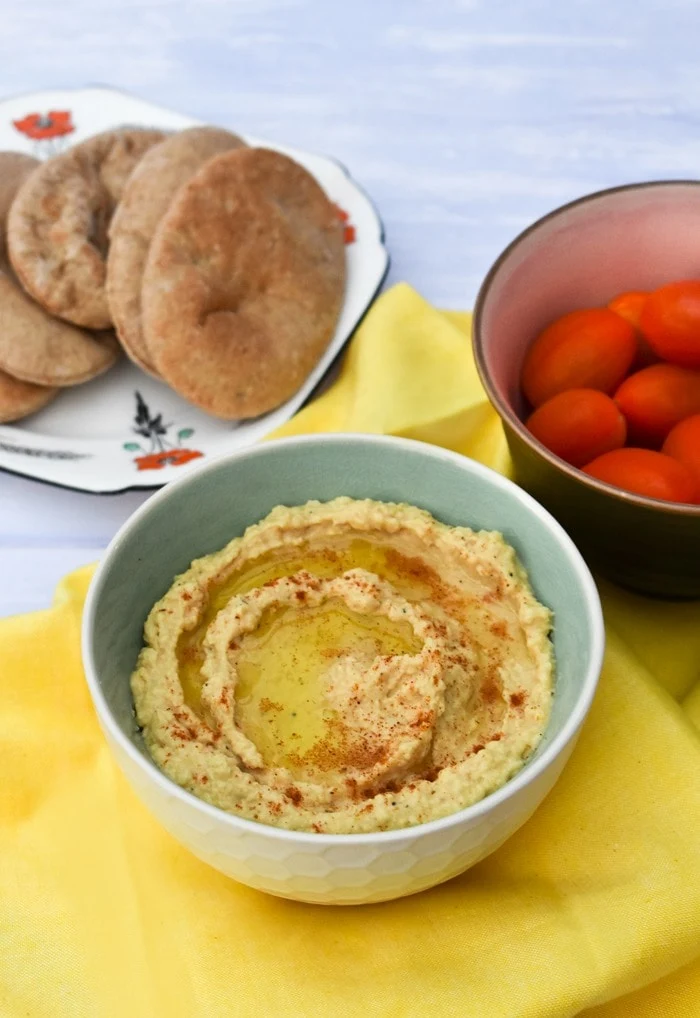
[0,87,388,492]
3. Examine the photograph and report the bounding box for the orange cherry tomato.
[662,414,700,487]
[521,308,637,408]
[583,448,698,504]
[614,364,700,446]
[526,388,626,467]
[608,290,657,368]
[640,280,700,368]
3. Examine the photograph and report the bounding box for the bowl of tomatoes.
[473,180,700,597]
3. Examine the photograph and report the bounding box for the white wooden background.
[2,0,700,615]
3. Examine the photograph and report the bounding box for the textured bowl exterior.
[474,181,700,597]
[101,721,578,904]
[82,435,603,905]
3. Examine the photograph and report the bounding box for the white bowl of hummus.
[82,434,604,905]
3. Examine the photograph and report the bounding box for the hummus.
[132,498,554,834]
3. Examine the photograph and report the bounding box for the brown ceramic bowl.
[473,180,700,598]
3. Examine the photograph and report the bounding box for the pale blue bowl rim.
[81,433,605,846]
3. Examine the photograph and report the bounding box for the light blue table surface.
[1,0,699,614]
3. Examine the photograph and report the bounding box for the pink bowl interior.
[478,182,700,418]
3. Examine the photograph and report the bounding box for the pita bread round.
[142,147,345,419]
[107,126,245,375]
[0,150,120,385]
[7,128,165,328]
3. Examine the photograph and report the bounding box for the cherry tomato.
[614,364,700,446]
[583,448,698,504]
[526,389,626,467]
[608,290,657,368]
[662,414,700,487]
[522,308,637,408]
[608,290,647,330]
[640,280,700,368]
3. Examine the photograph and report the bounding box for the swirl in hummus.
[131,498,554,834]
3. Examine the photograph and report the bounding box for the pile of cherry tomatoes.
[521,281,700,504]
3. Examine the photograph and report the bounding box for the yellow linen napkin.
[1,283,700,1018]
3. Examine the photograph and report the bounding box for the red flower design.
[135,448,203,471]
[13,110,75,141]
[333,203,356,244]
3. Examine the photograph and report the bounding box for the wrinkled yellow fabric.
[1,283,699,1018]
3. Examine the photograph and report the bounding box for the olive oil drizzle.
[176,539,429,769]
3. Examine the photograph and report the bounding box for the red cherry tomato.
[521,308,637,408]
[608,290,657,368]
[614,364,700,446]
[526,389,626,467]
[662,414,700,488]
[640,280,700,368]
[608,290,647,330]
[583,448,698,504]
